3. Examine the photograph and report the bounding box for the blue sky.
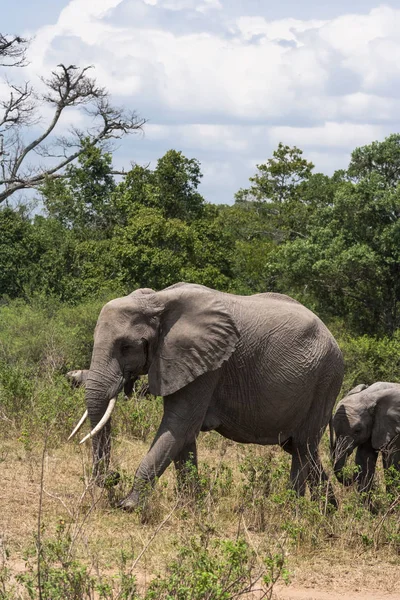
[2,0,400,204]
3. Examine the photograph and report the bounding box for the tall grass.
[0,298,399,598]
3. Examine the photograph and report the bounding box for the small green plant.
[16,523,142,600]
[0,538,16,600]
[238,450,276,532]
[18,531,96,599]
[116,393,162,442]
[145,536,287,600]
[384,464,400,499]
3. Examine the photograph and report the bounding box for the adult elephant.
[332,382,400,494]
[69,283,344,511]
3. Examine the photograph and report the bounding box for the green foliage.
[338,329,400,390]
[238,449,291,533]
[112,206,195,290]
[42,139,116,238]
[0,296,105,370]
[112,203,235,292]
[114,392,163,442]
[348,133,400,185]
[0,296,111,437]
[152,149,205,221]
[112,150,205,225]
[235,143,315,242]
[17,145,233,300]
[236,142,314,205]
[269,171,400,334]
[218,203,276,294]
[16,525,139,600]
[18,529,97,600]
[145,536,286,600]
[8,523,286,600]
[5,136,400,335]
[0,206,33,299]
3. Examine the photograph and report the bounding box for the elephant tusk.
[79,398,117,444]
[68,410,88,441]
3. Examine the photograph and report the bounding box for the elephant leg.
[307,449,338,510]
[173,440,198,495]
[289,443,337,509]
[382,447,400,496]
[289,445,310,497]
[118,371,219,511]
[355,442,378,503]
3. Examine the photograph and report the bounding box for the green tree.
[112,206,194,290]
[271,172,400,335]
[183,204,235,290]
[154,149,205,220]
[0,207,33,299]
[26,217,119,302]
[27,216,78,301]
[348,133,400,186]
[235,143,315,241]
[218,203,276,294]
[41,140,116,239]
[111,150,205,226]
[112,204,235,292]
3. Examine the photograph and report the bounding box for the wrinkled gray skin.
[332,382,400,493]
[83,283,344,511]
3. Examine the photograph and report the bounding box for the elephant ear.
[347,384,368,396]
[148,287,239,397]
[371,394,400,450]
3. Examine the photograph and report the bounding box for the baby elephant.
[66,369,89,388]
[66,370,138,398]
[332,382,400,494]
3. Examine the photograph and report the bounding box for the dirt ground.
[274,588,400,600]
[1,438,400,600]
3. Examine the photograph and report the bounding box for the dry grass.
[1,428,400,599]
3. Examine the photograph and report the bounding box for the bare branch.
[0,80,36,130]
[0,34,28,67]
[0,63,146,203]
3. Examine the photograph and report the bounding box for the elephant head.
[332,382,400,486]
[66,369,89,388]
[69,284,239,480]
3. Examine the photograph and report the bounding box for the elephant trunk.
[84,356,123,481]
[332,437,356,486]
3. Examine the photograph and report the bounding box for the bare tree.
[0,34,28,67]
[0,38,146,204]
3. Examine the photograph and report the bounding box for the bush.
[146,536,287,600]
[337,328,400,391]
[0,296,116,439]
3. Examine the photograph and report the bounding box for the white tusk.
[79,398,116,444]
[68,410,88,441]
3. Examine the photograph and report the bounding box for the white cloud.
[146,123,258,152]
[235,15,326,44]
[14,1,400,203]
[26,2,400,123]
[153,0,221,11]
[269,122,389,149]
